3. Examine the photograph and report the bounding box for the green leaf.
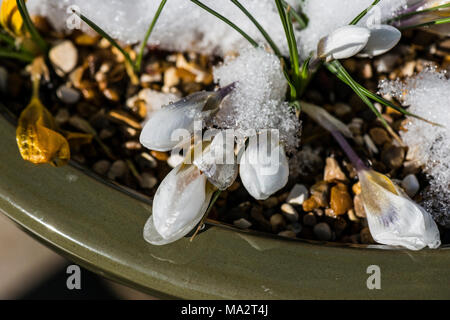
[230,0,282,57]
[190,0,258,48]
[349,0,380,25]
[15,0,47,53]
[136,0,167,71]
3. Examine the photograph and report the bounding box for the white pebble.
[49,40,78,74]
[401,174,420,198]
[286,184,309,206]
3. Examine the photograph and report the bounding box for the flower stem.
[135,0,167,71]
[330,129,368,172]
[190,189,221,241]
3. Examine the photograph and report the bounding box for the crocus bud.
[140,84,234,152]
[357,25,401,58]
[143,164,214,245]
[239,131,289,200]
[358,169,441,250]
[318,25,370,61]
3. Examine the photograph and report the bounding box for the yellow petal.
[16,97,70,166]
[0,0,26,37]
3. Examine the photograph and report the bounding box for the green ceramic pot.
[0,109,449,299]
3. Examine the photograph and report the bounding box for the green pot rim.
[0,107,449,299]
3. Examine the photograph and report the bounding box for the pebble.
[270,214,286,233]
[310,181,329,207]
[0,66,7,93]
[281,203,299,222]
[250,205,271,231]
[233,218,252,229]
[99,128,115,140]
[369,127,390,145]
[278,230,297,238]
[401,174,420,198]
[107,160,128,180]
[93,160,111,176]
[167,153,184,168]
[56,85,80,104]
[348,118,364,135]
[49,40,78,74]
[353,194,366,218]
[55,108,70,126]
[313,222,332,241]
[286,184,309,205]
[347,209,360,222]
[334,103,351,116]
[334,217,347,237]
[139,172,158,189]
[151,150,169,161]
[302,212,317,227]
[381,144,405,169]
[330,183,353,215]
[374,53,399,73]
[352,182,361,195]
[69,115,96,135]
[324,157,348,183]
[302,197,319,212]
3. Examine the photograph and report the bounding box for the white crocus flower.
[318,25,371,61]
[318,25,401,61]
[358,169,441,250]
[239,131,289,200]
[140,84,234,152]
[357,25,401,58]
[143,163,214,245]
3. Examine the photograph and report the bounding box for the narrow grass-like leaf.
[0,31,15,46]
[281,0,307,29]
[136,0,167,71]
[72,9,137,73]
[15,0,47,52]
[230,0,282,57]
[387,3,450,23]
[400,16,450,30]
[327,60,403,144]
[190,0,258,47]
[0,47,33,61]
[359,86,443,127]
[350,0,380,25]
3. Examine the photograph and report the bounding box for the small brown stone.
[330,183,353,215]
[324,157,348,183]
[352,182,361,195]
[310,181,329,207]
[303,212,317,227]
[369,127,391,145]
[381,144,405,169]
[302,197,319,212]
[278,230,297,238]
[151,151,169,161]
[270,214,286,233]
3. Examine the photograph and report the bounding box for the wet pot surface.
[0,113,449,299]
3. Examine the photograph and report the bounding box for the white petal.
[144,164,212,245]
[318,25,370,60]
[240,133,289,200]
[359,170,441,250]
[193,132,238,190]
[139,103,199,152]
[357,25,401,58]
